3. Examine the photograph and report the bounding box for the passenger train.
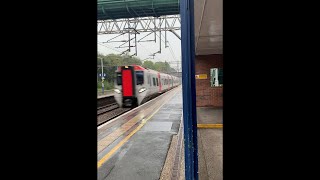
[114,65,180,107]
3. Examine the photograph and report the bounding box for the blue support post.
[180,0,198,179]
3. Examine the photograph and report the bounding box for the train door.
[158,73,161,92]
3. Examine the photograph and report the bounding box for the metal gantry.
[97,15,180,35]
[98,15,181,57]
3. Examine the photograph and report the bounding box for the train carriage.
[114,65,180,107]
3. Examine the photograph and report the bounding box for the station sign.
[195,74,207,79]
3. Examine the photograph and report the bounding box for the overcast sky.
[98,30,182,71]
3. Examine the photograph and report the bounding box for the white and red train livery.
[114,65,180,107]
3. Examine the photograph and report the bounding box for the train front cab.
[115,65,147,107]
[118,66,137,107]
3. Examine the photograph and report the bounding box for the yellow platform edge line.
[197,124,223,128]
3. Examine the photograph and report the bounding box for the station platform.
[166,107,223,180]
[98,87,183,180]
[197,107,223,180]
[97,90,114,99]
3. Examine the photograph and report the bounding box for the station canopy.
[98,0,180,20]
[194,0,222,55]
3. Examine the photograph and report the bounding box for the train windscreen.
[116,73,122,85]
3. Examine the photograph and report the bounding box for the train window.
[116,73,122,85]
[136,71,144,85]
[156,78,159,86]
[153,78,156,86]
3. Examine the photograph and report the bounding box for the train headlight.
[114,89,121,94]
[139,87,146,93]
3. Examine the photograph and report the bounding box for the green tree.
[143,60,155,69]
[154,61,171,73]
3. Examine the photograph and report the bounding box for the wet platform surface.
[197,107,223,180]
[169,107,223,180]
[98,87,182,180]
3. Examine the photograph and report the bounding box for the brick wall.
[195,54,223,107]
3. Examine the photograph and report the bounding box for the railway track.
[97,107,131,126]
[97,103,119,116]
[97,96,116,108]
[97,96,132,126]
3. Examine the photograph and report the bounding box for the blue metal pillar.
[180,0,198,179]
